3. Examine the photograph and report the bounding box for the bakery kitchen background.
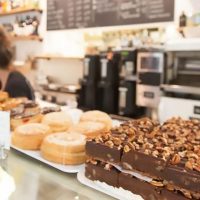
[0,0,200,200]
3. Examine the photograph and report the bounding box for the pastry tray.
[11,100,123,173]
[77,168,144,200]
[11,145,84,173]
[10,116,121,174]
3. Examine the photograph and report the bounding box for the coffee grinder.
[78,54,100,109]
[118,48,145,117]
[97,50,121,114]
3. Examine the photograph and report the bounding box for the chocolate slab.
[85,162,119,187]
[121,150,200,193]
[85,117,200,198]
[119,173,189,200]
[121,150,166,178]
[86,141,122,164]
[85,162,189,200]
[162,165,200,193]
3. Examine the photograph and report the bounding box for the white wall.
[36,59,83,85]
[175,0,200,22]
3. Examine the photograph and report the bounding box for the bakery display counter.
[4,149,115,200]
[1,93,199,199]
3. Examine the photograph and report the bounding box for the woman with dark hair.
[0,26,35,100]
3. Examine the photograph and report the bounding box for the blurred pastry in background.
[12,123,51,150]
[42,112,73,133]
[0,91,9,103]
[69,121,107,139]
[41,106,61,115]
[11,109,43,130]
[80,110,112,131]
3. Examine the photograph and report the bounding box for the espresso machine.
[118,49,145,117]
[78,54,101,109]
[136,48,165,119]
[96,51,121,114]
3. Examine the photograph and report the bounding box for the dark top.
[0,71,35,100]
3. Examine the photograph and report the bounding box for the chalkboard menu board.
[47,0,174,30]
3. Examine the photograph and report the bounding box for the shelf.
[34,55,84,61]
[11,35,43,42]
[177,26,200,39]
[165,38,200,51]
[177,27,184,32]
[0,7,42,17]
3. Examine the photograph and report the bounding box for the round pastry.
[0,91,9,102]
[10,104,25,117]
[69,121,107,139]
[80,110,112,131]
[12,123,51,150]
[41,132,86,165]
[41,106,61,115]
[1,98,22,111]
[42,112,73,133]
[11,111,43,130]
[23,101,40,115]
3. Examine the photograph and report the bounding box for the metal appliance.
[136,48,165,108]
[40,84,80,106]
[160,50,200,122]
[78,54,101,109]
[118,49,145,117]
[97,51,121,114]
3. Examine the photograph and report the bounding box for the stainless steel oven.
[160,50,200,122]
[162,51,200,90]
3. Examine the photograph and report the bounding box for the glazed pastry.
[1,98,22,111]
[42,112,73,133]
[41,106,61,115]
[0,91,9,102]
[80,110,112,131]
[10,100,43,130]
[12,123,51,150]
[11,111,43,130]
[41,132,86,165]
[23,101,40,115]
[10,104,25,117]
[69,121,107,139]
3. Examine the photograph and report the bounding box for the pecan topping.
[86,159,97,165]
[112,137,122,146]
[124,145,131,153]
[171,154,181,165]
[105,141,114,148]
[127,142,136,150]
[150,180,164,187]
[166,184,174,191]
[185,161,194,170]
[193,165,200,172]
[104,163,112,171]
[181,189,193,199]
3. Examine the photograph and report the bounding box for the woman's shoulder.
[9,71,25,79]
[8,71,26,83]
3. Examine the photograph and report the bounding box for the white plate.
[77,168,144,200]
[11,145,84,173]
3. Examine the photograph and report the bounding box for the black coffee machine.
[96,51,121,114]
[118,49,145,117]
[78,54,100,109]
